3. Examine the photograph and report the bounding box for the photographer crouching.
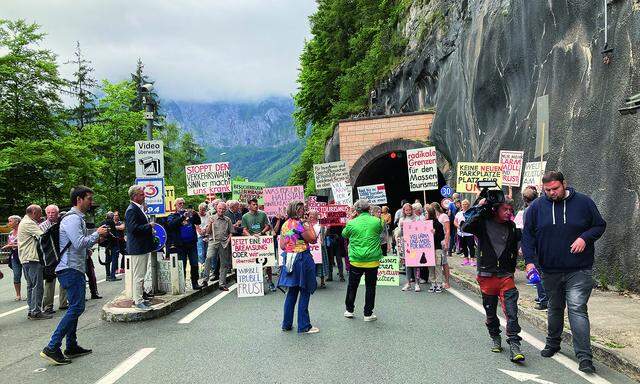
[461,183,524,363]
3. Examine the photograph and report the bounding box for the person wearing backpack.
[39,205,66,314]
[41,186,108,365]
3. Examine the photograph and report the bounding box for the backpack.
[37,216,73,267]
[432,219,445,248]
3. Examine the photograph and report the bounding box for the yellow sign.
[456,162,502,193]
[157,185,176,218]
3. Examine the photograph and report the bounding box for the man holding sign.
[242,198,275,292]
[202,201,233,291]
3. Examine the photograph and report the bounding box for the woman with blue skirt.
[278,200,319,334]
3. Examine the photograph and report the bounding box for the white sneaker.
[344,310,354,318]
[419,278,427,284]
[304,326,320,334]
[401,283,412,291]
[414,283,421,292]
[364,314,377,322]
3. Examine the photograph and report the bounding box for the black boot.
[509,342,525,362]
[491,336,502,353]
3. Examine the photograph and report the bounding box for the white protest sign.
[236,264,264,298]
[263,186,305,217]
[135,140,164,178]
[406,147,439,191]
[231,236,276,268]
[185,162,231,196]
[357,184,387,204]
[331,181,353,206]
[522,161,547,192]
[314,161,350,190]
[499,150,524,187]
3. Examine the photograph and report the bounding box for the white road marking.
[178,284,237,324]
[499,369,557,383]
[0,273,121,319]
[448,287,612,384]
[94,348,155,384]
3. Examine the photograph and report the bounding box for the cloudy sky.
[2,0,317,102]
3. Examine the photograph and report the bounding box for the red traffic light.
[389,152,397,159]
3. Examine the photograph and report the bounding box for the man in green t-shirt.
[242,198,274,291]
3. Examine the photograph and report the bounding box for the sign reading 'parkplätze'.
[499,150,524,187]
[406,147,439,191]
[231,236,276,269]
[313,161,350,190]
[456,162,502,193]
[263,186,305,217]
[185,162,231,196]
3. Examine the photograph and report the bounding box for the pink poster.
[263,186,305,216]
[514,210,524,229]
[402,220,435,267]
[309,242,322,264]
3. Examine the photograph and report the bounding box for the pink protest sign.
[402,220,435,267]
[514,210,524,229]
[263,186,305,216]
[309,242,322,264]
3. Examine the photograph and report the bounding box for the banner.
[406,147,439,191]
[232,181,266,204]
[357,184,387,204]
[499,150,524,187]
[231,236,276,268]
[402,220,435,267]
[456,162,502,193]
[331,181,353,206]
[359,256,400,286]
[522,161,547,192]
[236,264,264,297]
[317,204,350,227]
[313,161,350,190]
[185,162,231,196]
[310,242,322,264]
[157,185,176,218]
[263,186,305,217]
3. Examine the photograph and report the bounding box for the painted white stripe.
[0,273,122,319]
[178,284,237,324]
[447,287,612,384]
[94,348,155,384]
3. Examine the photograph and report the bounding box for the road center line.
[178,284,237,324]
[94,348,155,384]
[0,273,121,319]
[447,287,612,384]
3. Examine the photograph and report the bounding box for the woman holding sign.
[308,210,329,289]
[278,200,319,334]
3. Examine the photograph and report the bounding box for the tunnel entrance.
[353,150,447,215]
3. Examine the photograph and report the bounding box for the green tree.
[65,41,98,130]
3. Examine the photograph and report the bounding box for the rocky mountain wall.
[372,0,640,290]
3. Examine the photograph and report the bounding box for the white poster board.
[406,147,439,191]
[314,161,350,190]
[185,162,231,196]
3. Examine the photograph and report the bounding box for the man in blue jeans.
[522,171,606,374]
[41,186,108,365]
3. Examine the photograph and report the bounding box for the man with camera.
[462,184,524,363]
[522,171,606,373]
[168,198,202,290]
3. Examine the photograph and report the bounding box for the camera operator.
[462,188,524,363]
[168,198,202,290]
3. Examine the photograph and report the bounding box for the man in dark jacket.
[167,198,202,290]
[522,171,606,374]
[462,198,524,363]
[125,185,156,311]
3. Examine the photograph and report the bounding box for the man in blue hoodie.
[522,171,606,374]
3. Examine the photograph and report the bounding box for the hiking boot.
[491,336,503,353]
[40,347,71,365]
[509,343,525,362]
[540,345,560,358]
[579,359,596,373]
[30,312,53,320]
[64,345,92,358]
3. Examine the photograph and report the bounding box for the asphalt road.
[0,255,635,384]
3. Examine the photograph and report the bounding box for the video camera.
[475,180,505,207]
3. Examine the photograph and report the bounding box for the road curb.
[449,269,640,382]
[100,273,236,323]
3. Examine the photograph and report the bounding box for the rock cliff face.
[371,0,640,289]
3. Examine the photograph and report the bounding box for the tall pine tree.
[65,41,98,130]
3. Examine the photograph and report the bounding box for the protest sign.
[232,181,266,204]
[263,186,305,217]
[318,204,350,227]
[359,256,400,286]
[236,264,264,298]
[499,150,524,187]
[522,161,547,192]
[406,147,439,191]
[314,161,350,190]
[357,184,387,204]
[402,220,435,267]
[185,162,231,196]
[456,162,502,193]
[231,236,276,269]
[157,185,175,218]
[310,242,323,264]
[514,210,524,229]
[331,181,353,206]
